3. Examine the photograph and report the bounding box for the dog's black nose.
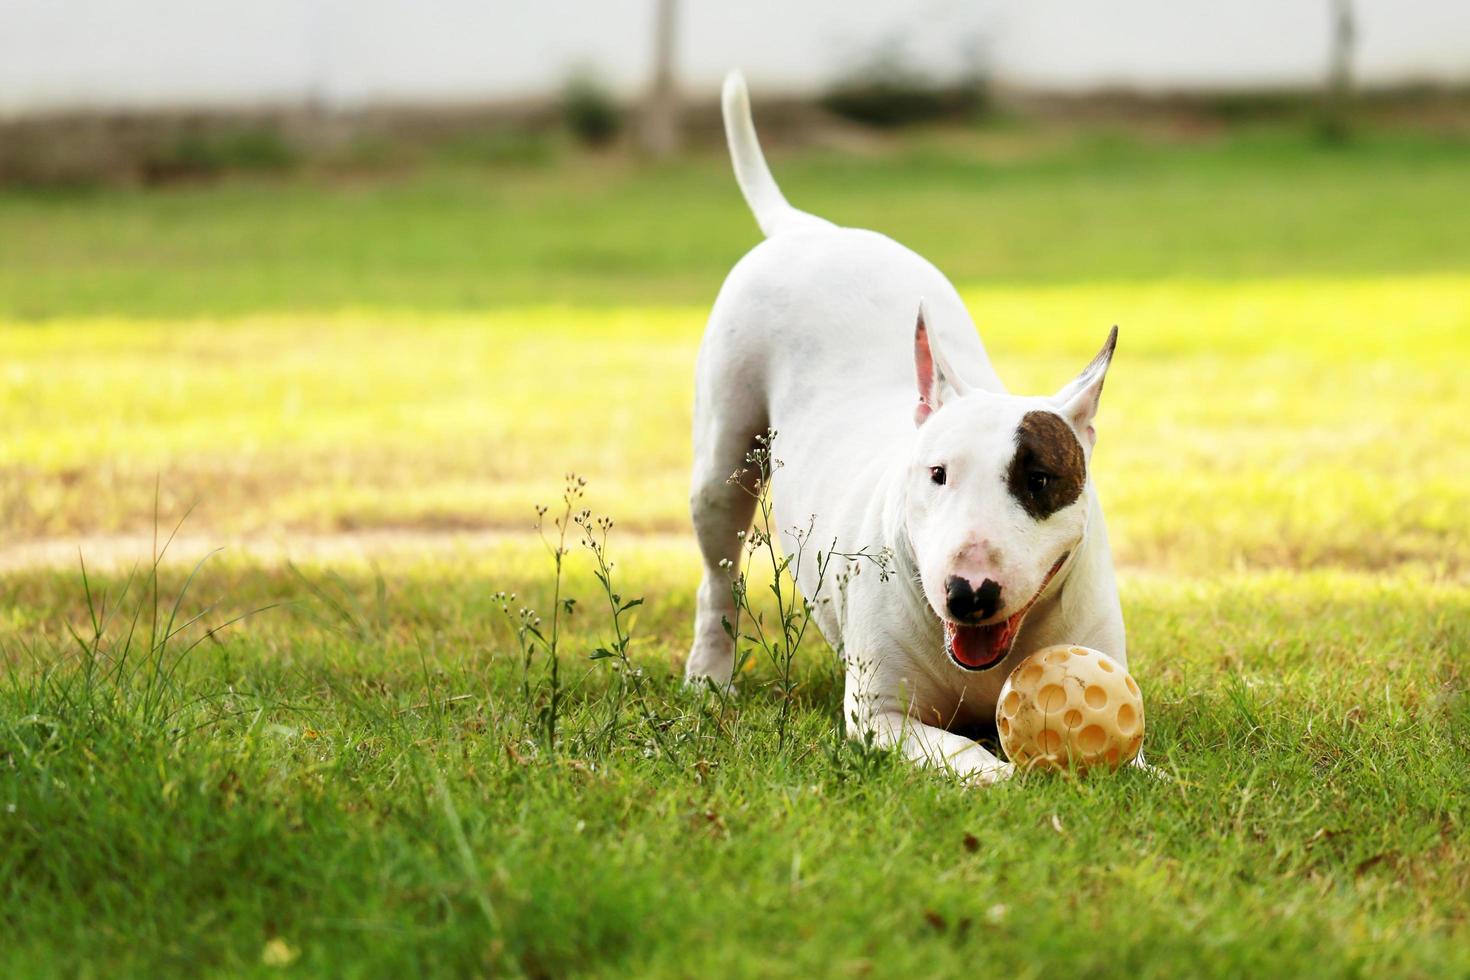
[946,576,1002,621]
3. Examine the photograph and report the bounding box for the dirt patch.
[0,528,689,573]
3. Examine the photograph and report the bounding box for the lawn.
[2,122,1468,976]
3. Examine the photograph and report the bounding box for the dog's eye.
[929,465,947,486]
[1027,470,1051,494]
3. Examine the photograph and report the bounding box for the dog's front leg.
[861,711,1013,786]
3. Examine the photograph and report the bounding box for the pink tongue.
[951,622,1010,669]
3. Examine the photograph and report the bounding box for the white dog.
[684,72,1130,784]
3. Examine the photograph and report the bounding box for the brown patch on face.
[1007,411,1086,520]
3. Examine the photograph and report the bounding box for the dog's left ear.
[1053,326,1118,446]
[913,301,968,426]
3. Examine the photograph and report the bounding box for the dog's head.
[905,303,1116,673]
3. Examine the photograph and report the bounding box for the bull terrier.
[684,72,1134,784]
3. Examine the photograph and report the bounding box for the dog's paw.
[960,761,1015,787]
[1130,755,1170,781]
[682,673,738,697]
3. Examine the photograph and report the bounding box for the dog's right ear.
[1053,325,1118,447]
[914,301,966,426]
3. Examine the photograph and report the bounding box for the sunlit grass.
[4,274,1466,575]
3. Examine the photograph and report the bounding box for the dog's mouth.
[942,554,1069,672]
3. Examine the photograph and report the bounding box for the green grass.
[3,127,1469,319]
[2,121,1469,976]
[4,547,1467,976]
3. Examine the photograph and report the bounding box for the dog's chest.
[912,673,1006,731]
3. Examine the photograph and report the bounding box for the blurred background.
[7,0,1469,114]
[1,0,1467,575]
[4,1,1469,182]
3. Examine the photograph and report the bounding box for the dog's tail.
[723,71,833,237]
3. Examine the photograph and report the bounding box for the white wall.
[2,0,1467,117]
[990,1,1470,93]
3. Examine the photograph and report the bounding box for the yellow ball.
[995,644,1145,771]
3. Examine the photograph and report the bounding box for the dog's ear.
[1054,326,1117,446]
[913,301,967,426]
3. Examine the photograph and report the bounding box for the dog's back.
[703,73,1004,422]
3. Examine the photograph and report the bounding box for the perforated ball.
[995,644,1144,771]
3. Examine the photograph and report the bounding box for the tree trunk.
[641,0,681,159]
[1321,0,1356,142]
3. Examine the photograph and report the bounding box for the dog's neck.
[880,461,931,616]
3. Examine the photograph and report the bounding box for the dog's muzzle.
[943,554,1069,671]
